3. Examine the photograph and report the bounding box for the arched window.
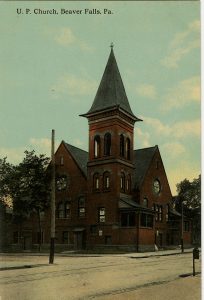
[155,204,159,221]
[126,174,131,192]
[120,134,125,157]
[159,206,163,221]
[57,202,64,219]
[64,201,71,218]
[126,138,131,160]
[93,173,100,190]
[57,201,71,219]
[153,179,161,194]
[143,198,148,207]
[104,133,111,156]
[103,172,110,190]
[99,207,105,223]
[78,197,85,217]
[120,172,125,192]
[166,204,169,221]
[94,135,100,158]
[60,156,64,165]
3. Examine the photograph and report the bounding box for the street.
[0,252,201,300]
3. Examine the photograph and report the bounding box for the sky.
[0,1,200,195]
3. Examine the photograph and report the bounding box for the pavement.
[98,276,201,300]
[0,250,201,300]
[0,247,198,270]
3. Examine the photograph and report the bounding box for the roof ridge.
[64,141,88,154]
[133,145,158,189]
[63,141,88,178]
[134,145,158,152]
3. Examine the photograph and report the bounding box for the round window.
[153,180,161,194]
[56,175,69,191]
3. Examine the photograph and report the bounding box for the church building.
[5,47,192,252]
[51,47,191,252]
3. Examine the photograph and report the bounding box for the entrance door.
[74,232,83,250]
[23,236,32,250]
[159,233,163,247]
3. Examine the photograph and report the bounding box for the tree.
[0,157,15,207]
[176,175,201,245]
[176,175,201,210]
[0,151,51,251]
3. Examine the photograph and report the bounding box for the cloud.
[135,84,157,99]
[54,27,76,46]
[29,138,54,156]
[134,128,151,148]
[161,20,200,68]
[144,117,170,136]
[161,142,185,159]
[0,147,26,164]
[0,138,60,164]
[144,116,200,139]
[172,120,200,138]
[161,76,200,112]
[73,138,84,147]
[52,27,93,52]
[166,162,200,195]
[52,74,97,97]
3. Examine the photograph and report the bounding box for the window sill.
[93,190,100,193]
[139,226,153,229]
[120,226,136,228]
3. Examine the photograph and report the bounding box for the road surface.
[0,252,201,299]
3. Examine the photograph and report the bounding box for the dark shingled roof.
[119,195,153,212]
[64,142,88,177]
[63,142,158,186]
[133,146,158,188]
[82,49,140,120]
[169,209,181,217]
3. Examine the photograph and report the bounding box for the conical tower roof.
[81,47,141,121]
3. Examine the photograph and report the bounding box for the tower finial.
[110,42,114,50]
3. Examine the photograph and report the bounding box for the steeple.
[81,47,141,122]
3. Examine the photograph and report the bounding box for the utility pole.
[49,129,55,264]
[181,201,184,253]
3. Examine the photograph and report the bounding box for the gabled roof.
[63,142,88,177]
[63,142,158,187]
[81,49,140,121]
[133,146,158,188]
[169,209,181,217]
[119,195,153,213]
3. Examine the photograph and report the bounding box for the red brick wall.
[44,142,88,245]
[139,228,155,245]
[138,148,172,246]
[86,114,135,246]
[119,228,138,245]
[88,117,134,161]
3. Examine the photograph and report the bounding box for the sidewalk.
[0,247,198,270]
[123,247,197,258]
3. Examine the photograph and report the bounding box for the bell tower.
[80,46,141,235]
